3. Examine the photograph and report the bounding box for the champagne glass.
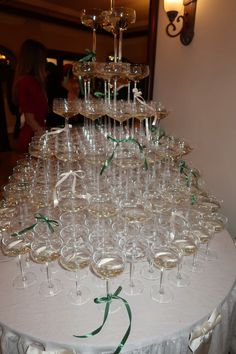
[169,233,197,287]
[88,194,118,231]
[120,236,147,296]
[31,237,63,297]
[107,7,136,62]
[0,205,18,262]
[129,64,150,93]
[80,8,103,56]
[1,231,36,288]
[91,246,126,311]
[150,244,181,303]
[72,62,96,102]
[52,98,80,131]
[59,241,91,305]
[100,10,119,62]
[198,212,228,261]
[149,101,169,140]
[139,224,163,281]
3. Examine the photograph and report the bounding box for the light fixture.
[164,0,197,46]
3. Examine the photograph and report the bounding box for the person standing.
[12,39,48,152]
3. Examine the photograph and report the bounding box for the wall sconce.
[164,0,197,46]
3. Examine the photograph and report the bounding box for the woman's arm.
[24,112,43,134]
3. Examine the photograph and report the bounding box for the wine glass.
[120,236,147,296]
[150,244,182,303]
[1,231,36,288]
[59,241,92,305]
[90,246,126,311]
[88,194,118,231]
[198,212,228,261]
[107,7,136,62]
[80,8,103,56]
[31,236,63,297]
[149,101,169,140]
[139,224,164,281]
[169,232,197,287]
[72,62,96,102]
[0,204,18,262]
[52,98,80,131]
[100,10,119,62]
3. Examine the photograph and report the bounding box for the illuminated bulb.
[164,0,183,14]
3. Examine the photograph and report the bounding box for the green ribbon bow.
[11,213,59,237]
[34,213,59,233]
[150,126,166,141]
[179,160,198,205]
[79,49,96,62]
[191,194,197,205]
[178,160,197,186]
[74,286,132,354]
[100,135,148,175]
[77,50,96,97]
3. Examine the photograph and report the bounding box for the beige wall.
[154,0,236,235]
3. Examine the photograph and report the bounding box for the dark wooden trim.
[0,4,148,38]
[146,0,159,100]
[0,4,85,30]
[47,49,84,61]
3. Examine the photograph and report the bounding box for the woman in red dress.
[13,39,48,153]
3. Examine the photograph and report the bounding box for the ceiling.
[0,0,150,33]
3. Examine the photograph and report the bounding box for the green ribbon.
[191,194,197,205]
[64,65,72,85]
[94,91,105,98]
[179,160,198,204]
[77,50,96,97]
[11,213,59,237]
[74,286,132,354]
[150,126,166,143]
[11,223,37,237]
[34,213,59,233]
[79,49,96,62]
[179,160,197,185]
[100,135,148,175]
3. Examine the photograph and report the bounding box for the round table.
[0,230,236,354]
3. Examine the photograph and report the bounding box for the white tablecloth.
[0,230,236,354]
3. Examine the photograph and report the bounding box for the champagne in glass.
[80,8,103,56]
[31,237,62,297]
[107,7,136,62]
[91,247,126,312]
[151,245,181,303]
[2,231,36,288]
[59,242,91,305]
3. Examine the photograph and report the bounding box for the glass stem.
[87,79,91,98]
[113,78,117,109]
[46,262,53,289]
[19,254,26,282]
[106,279,110,297]
[206,241,210,256]
[92,29,96,55]
[114,33,118,63]
[118,29,123,61]
[127,81,131,104]
[177,262,182,280]
[159,268,164,295]
[129,261,135,288]
[75,271,82,297]
[192,252,197,269]
[148,259,154,273]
